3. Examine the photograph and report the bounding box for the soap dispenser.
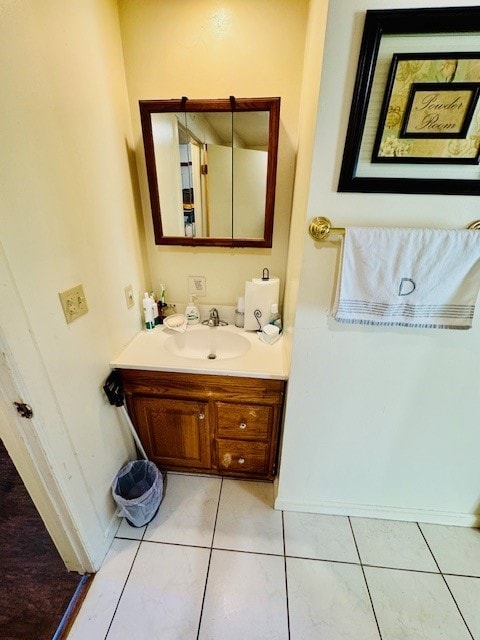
[185,295,200,325]
[142,292,155,331]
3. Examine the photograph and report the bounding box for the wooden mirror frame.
[139,97,280,248]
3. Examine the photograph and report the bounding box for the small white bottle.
[269,303,282,331]
[235,296,245,328]
[150,292,160,326]
[143,292,155,331]
[185,295,200,325]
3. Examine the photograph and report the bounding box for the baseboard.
[274,497,480,528]
[104,509,121,544]
[84,510,121,572]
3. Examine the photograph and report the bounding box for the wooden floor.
[0,440,84,640]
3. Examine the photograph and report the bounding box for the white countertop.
[110,323,289,380]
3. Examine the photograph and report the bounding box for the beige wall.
[277,0,480,526]
[0,0,146,569]
[0,0,311,570]
[282,0,329,362]
[118,0,309,309]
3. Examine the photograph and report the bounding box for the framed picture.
[338,7,480,194]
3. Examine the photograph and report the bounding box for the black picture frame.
[338,7,480,195]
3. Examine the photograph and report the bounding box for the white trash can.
[112,460,163,527]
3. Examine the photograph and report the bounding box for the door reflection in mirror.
[139,98,280,248]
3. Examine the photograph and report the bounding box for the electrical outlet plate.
[124,284,135,309]
[188,276,206,297]
[59,284,88,324]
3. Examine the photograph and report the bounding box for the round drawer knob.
[238,457,245,464]
[239,422,247,429]
[198,413,205,420]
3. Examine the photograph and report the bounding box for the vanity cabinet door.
[131,396,211,471]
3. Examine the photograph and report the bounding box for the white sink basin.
[163,326,251,360]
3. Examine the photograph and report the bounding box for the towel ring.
[309,216,480,241]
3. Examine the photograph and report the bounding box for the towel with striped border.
[333,227,480,330]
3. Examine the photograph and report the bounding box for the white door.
[0,244,91,573]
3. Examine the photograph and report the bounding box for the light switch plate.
[59,284,88,324]
[124,284,135,309]
[188,276,206,297]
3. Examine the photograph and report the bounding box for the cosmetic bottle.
[151,292,160,326]
[142,292,155,331]
[235,296,245,328]
[157,284,166,323]
[185,295,200,325]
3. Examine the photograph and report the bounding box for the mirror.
[139,97,280,248]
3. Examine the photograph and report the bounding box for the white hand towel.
[334,227,480,329]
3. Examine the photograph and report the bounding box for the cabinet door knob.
[238,457,245,464]
[239,422,247,429]
[198,412,205,420]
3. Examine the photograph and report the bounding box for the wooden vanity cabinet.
[120,369,285,480]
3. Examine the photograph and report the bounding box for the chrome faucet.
[202,308,227,327]
[209,308,220,326]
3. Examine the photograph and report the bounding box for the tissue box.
[259,324,280,344]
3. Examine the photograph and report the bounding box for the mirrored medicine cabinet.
[139,97,280,248]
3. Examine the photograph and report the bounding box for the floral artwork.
[372,54,480,164]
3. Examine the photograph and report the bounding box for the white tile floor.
[67,474,480,639]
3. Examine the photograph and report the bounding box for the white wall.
[207,144,234,237]
[117,0,309,308]
[277,0,480,526]
[0,0,146,569]
[233,147,268,238]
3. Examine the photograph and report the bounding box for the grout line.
[282,511,291,640]
[211,546,284,557]
[194,541,213,640]
[417,523,475,640]
[103,540,143,640]
[284,554,364,566]
[348,517,383,640]
[195,477,224,640]
[440,576,475,640]
[134,539,212,550]
[211,477,224,549]
[416,523,442,573]
[360,563,440,575]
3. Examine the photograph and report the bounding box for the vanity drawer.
[216,403,271,440]
[217,439,269,475]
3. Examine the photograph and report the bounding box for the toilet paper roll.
[244,277,280,330]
